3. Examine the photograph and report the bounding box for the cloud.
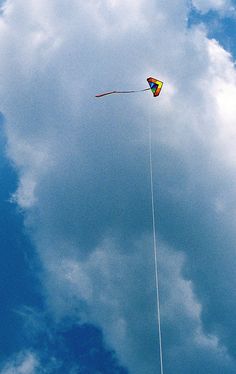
[42,240,235,373]
[192,0,234,13]
[1,0,236,373]
[4,306,129,374]
[0,352,39,374]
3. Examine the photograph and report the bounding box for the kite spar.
[96,77,164,374]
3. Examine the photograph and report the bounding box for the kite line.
[96,76,164,373]
[148,113,164,374]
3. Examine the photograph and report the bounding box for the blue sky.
[189,3,236,57]
[1,0,236,373]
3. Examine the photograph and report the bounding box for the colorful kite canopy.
[147,77,163,97]
[95,77,163,98]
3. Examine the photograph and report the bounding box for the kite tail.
[95,88,150,97]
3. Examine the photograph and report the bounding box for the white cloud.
[192,0,234,13]
[42,239,234,373]
[0,352,39,374]
[1,0,236,373]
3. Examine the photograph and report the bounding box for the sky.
[0,0,236,373]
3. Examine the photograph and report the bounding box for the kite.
[147,77,163,97]
[95,77,163,98]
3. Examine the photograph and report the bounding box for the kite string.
[148,112,164,374]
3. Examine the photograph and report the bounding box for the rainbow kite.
[147,77,163,97]
[95,77,163,98]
